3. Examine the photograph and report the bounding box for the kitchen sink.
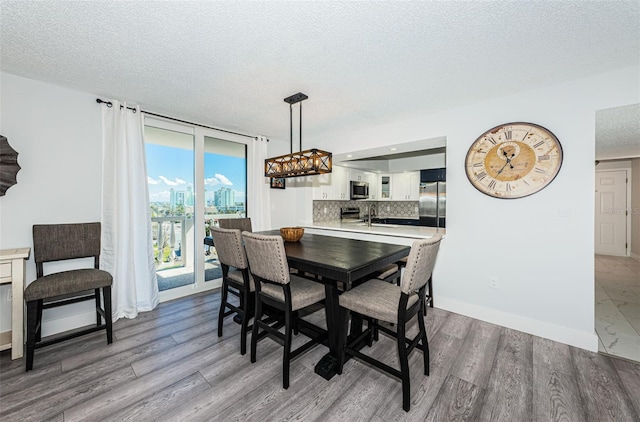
[358,223,399,228]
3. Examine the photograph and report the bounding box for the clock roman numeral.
[538,155,550,161]
[488,180,496,190]
[476,171,487,181]
[534,167,546,174]
[487,137,497,145]
[504,130,512,140]
[472,163,483,167]
[533,140,545,148]
[506,183,512,193]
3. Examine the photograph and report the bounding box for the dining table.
[258,230,410,380]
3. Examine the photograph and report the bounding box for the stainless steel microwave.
[350,181,369,200]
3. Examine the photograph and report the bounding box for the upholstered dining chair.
[397,255,434,312]
[218,217,252,233]
[24,222,113,371]
[336,234,443,412]
[241,231,327,389]
[210,226,254,355]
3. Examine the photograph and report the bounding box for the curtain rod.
[95,98,263,140]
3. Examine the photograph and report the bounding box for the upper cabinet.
[378,174,390,200]
[312,166,419,201]
[397,171,421,200]
[312,166,348,200]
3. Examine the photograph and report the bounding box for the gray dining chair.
[25,222,113,371]
[397,255,434,312]
[241,231,327,389]
[210,227,254,355]
[218,217,252,233]
[336,234,442,412]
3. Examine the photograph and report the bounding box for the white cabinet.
[312,166,348,200]
[312,173,332,200]
[389,171,420,200]
[366,172,379,200]
[332,166,349,200]
[0,247,30,360]
[379,174,392,200]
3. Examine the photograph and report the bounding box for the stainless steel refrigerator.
[419,181,446,228]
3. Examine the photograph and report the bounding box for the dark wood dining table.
[259,230,410,379]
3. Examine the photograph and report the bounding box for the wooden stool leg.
[104,286,113,344]
[26,300,38,371]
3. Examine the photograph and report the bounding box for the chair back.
[33,222,101,262]
[241,232,290,285]
[210,227,249,270]
[33,222,102,278]
[219,218,252,233]
[401,234,442,295]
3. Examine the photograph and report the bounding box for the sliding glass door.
[203,136,247,283]
[144,118,250,300]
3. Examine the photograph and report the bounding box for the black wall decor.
[0,135,21,196]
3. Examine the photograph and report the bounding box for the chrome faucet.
[367,204,376,227]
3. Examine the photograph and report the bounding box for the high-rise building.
[214,187,235,211]
[170,188,176,210]
[176,191,185,206]
[186,186,194,206]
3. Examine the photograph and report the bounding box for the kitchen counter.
[305,220,445,240]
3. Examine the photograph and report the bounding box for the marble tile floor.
[595,254,640,362]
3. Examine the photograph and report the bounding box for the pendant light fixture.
[264,92,332,178]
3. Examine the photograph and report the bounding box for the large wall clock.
[465,122,563,199]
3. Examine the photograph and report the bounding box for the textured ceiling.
[1,1,639,153]
[596,104,640,160]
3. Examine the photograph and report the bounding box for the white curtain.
[249,135,271,231]
[101,100,159,321]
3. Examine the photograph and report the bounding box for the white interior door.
[595,170,628,256]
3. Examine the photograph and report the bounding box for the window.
[144,119,249,301]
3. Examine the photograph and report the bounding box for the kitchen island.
[303,220,445,246]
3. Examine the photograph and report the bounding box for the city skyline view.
[145,143,247,206]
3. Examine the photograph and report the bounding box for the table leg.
[314,280,340,380]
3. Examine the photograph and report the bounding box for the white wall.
[270,65,640,350]
[632,158,640,259]
[0,72,102,334]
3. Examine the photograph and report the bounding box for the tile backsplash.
[313,200,419,222]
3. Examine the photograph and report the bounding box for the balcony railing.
[151,216,189,271]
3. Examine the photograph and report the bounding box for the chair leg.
[397,317,411,412]
[104,286,113,344]
[251,295,263,363]
[35,299,43,342]
[283,307,292,389]
[240,288,249,356]
[94,288,102,326]
[293,310,299,335]
[218,281,228,337]
[26,300,38,371]
[417,306,429,376]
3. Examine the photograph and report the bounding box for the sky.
[146,143,246,203]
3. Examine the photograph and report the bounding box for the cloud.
[148,177,160,185]
[204,173,233,186]
[215,173,233,186]
[158,176,186,186]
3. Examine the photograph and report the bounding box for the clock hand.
[496,161,509,176]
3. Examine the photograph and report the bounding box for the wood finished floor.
[1,290,639,422]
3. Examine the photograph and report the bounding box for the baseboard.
[41,279,223,337]
[435,296,599,352]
